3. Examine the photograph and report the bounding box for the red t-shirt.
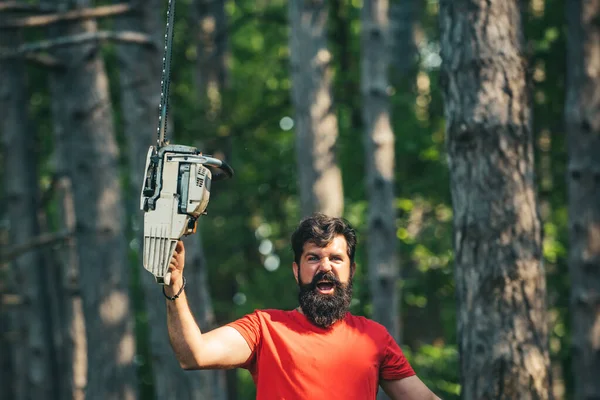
[227,309,415,399]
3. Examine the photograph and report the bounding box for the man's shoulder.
[241,308,298,322]
[252,308,295,317]
[228,309,296,333]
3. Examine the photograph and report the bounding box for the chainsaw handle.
[202,156,234,181]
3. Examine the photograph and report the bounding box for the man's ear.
[350,262,356,278]
[293,262,299,284]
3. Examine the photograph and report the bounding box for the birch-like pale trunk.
[361,0,401,355]
[565,1,600,398]
[439,1,553,398]
[0,24,58,400]
[289,0,344,218]
[43,1,138,398]
[361,3,400,399]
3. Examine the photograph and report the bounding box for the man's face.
[293,235,355,328]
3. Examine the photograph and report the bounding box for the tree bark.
[361,0,401,356]
[361,3,400,399]
[0,24,58,400]
[192,0,228,119]
[47,49,88,399]
[565,1,600,399]
[289,0,344,218]
[54,178,87,400]
[389,0,419,78]
[43,1,138,398]
[183,232,229,400]
[439,1,553,399]
[191,1,230,398]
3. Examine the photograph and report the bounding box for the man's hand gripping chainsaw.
[139,0,233,285]
[140,145,233,285]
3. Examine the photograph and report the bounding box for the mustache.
[310,271,341,286]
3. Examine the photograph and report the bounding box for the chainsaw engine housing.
[140,144,213,284]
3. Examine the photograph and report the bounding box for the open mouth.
[316,281,335,294]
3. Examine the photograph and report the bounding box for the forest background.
[0,0,596,400]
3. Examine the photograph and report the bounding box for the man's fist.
[167,240,185,288]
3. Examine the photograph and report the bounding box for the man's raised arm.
[165,240,252,370]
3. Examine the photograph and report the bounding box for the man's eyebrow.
[304,251,346,258]
[304,252,320,257]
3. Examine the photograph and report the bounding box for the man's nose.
[317,258,333,272]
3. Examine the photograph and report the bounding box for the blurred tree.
[439,0,553,399]
[289,0,344,217]
[564,0,600,398]
[389,0,420,79]
[41,9,89,400]
[42,0,139,398]
[188,0,229,399]
[46,42,88,400]
[47,177,86,400]
[193,0,229,119]
[0,19,58,400]
[360,0,401,388]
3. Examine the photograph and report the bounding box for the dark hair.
[291,213,357,266]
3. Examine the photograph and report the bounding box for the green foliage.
[404,344,460,400]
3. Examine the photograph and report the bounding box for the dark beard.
[298,271,353,329]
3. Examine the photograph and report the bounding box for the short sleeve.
[226,311,262,368]
[380,332,416,380]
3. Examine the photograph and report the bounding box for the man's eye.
[308,256,318,261]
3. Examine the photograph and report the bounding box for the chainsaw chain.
[157,0,176,148]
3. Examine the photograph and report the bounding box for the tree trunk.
[361,0,401,353]
[54,178,87,400]
[183,232,229,400]
[361,3,400,399]
[42,4,90,394]
[0,25,58,400]
[289,0,344,218]
[439,1,553,399]
[0,212,10,400]
[565,1,600,398]
[44,1,139,398]
[191,1,230,398]
[47,57,88,399]
[193,0,228,119]
[389,0,419,78]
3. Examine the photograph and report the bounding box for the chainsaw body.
[140,144,216,285]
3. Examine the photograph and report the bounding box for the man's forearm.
[165,284,204,369]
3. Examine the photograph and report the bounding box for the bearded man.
[165,213,440,399]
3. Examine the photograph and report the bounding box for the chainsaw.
[139,0,233,285]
